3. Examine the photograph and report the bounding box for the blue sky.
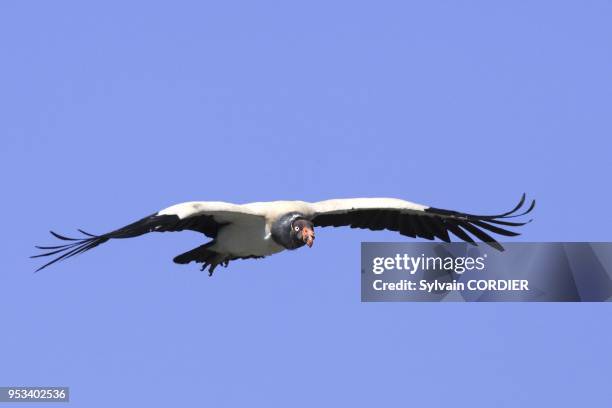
[1,1,611,406]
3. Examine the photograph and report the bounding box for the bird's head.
[291,218,315,248]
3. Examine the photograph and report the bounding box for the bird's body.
[33,195,535,275]
[211,212,282,258]
[159,200,313,258]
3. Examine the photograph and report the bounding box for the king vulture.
[32,195,535,275]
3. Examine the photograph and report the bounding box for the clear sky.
[1,1,611,406]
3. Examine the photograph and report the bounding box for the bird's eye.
[294,226,300,231]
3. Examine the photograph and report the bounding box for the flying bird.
[32,195,535,275]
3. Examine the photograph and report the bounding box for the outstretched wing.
[310,194,535,250]
[32,201,264,271]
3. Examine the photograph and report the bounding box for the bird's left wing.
[32,201,264,271]
[310,195,535,250]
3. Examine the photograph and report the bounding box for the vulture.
[32,195,535,275]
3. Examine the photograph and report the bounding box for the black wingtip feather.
[485,241,505,251]
[32,229,112,272]
[422,194,535,250]
[77,229,99,237]
[49,231,81,241]
[32,235,108,272]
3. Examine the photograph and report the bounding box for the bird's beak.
[302,227,315,248]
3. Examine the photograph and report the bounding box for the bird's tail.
[173,242,227,276]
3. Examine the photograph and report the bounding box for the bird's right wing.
[310,195,535,250]
[31,201,264,271]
